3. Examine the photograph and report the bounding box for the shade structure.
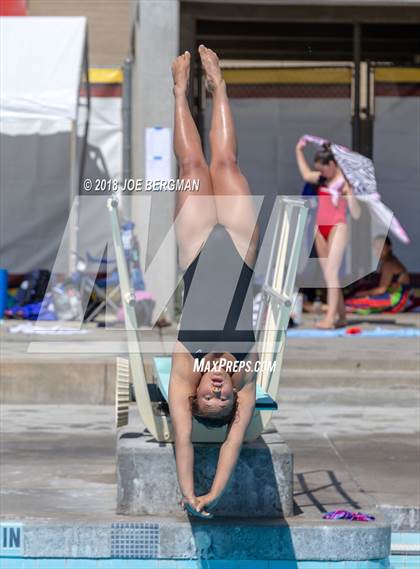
[0,16,87,135]
[0,17,89,274]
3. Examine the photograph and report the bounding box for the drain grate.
[111,522,160,558]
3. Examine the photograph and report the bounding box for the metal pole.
[352,24,372,277]
[69,34,89,275]
[79,35,90,194]
[122,57,133,219]
[68,123,78,275]
[352,23,361,151]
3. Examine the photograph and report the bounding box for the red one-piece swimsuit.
[316,180,347,241]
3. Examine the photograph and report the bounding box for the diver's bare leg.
[172,51,217,268]
[198,46,238,167]
[198,45,258,266]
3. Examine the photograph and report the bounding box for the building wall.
[374,96,420,272]
[130,0,179,320]
[28,0,132,66]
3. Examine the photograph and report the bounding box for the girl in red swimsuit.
[296,138,360,329]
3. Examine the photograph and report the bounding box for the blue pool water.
[0,557,419,568]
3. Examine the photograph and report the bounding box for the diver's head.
[314,144,337,180]
[189,355,238,428]
[373,234,392,260]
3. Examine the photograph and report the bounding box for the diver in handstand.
[168,46,260,518]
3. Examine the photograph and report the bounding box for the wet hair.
[374,234,392,247]
[314,143,336,166]
[189,392,239,429]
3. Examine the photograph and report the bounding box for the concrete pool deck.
[0,312,419,558]
[1,394,418,524]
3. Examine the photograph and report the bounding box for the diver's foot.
[316,319,336,330]
[172,51,191,96]
[198,44,224,93]
[335,318,348,328]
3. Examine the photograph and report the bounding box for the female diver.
[296,138,360,329]
[168,46,260,518]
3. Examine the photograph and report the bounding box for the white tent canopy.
[0,17,89,275]
[0,17,87,135]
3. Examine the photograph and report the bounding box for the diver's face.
[314,160,337,180]
[195,366,235,417]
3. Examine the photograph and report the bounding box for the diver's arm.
[168,371,195,501]
[355,263,393,296]
[342,182,361,219]
[174,428,195,501]
[207,379,256,502]
[295,139,320,184]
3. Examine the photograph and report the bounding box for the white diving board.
[153,356,278,411]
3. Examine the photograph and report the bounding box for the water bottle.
[122,221,135,252]
[292,293,303,325]
[52,284,74,320]
[52,284,83,321]
[313,294,322,321]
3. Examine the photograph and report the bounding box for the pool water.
[0,557,419,568]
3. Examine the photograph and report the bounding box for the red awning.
[0,0,26,16]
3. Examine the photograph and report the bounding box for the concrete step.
[278,386,420,406]
[281,369,420,389]
[117,429,294,518]
[2,359,419,404]
[283,353,420,373]
[2,317,418,403]
[0,359,118,404]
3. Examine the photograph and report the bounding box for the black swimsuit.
[177,224,255,361]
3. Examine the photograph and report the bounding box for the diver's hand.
[342,183,353,196]
[180,494,214,518]
[180,495,199,511]
[296,137,307,151]
[196,492,220,515]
